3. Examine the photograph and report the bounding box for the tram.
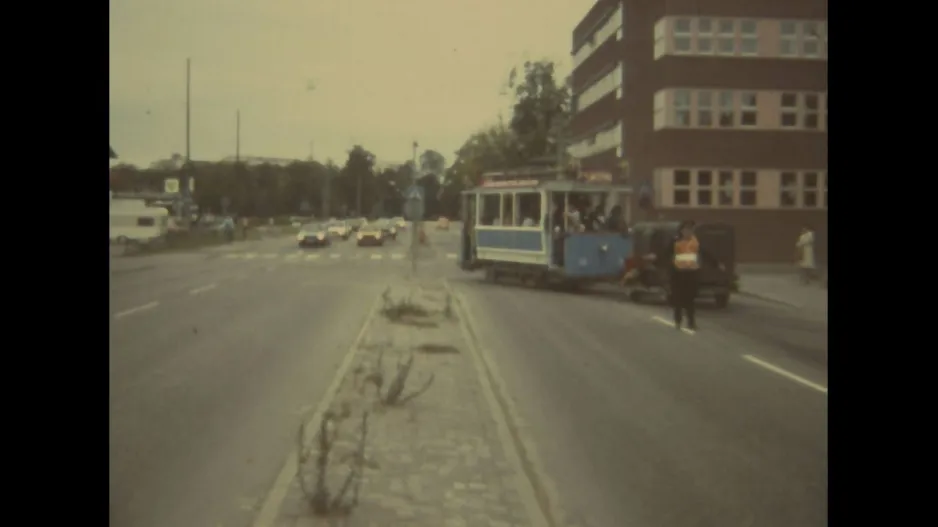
[457,166,633,289]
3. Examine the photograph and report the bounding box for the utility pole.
[235,109,240,163]
[410,140,419,275]
[182,57,193,223]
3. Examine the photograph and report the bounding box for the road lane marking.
[262,253,278,259]
[189,283,217,295]
[243,252,258,260]
[391,253,404,260]
[370,254,383,260]
[251,292,385,527]
[742,355,828,394]
[284,254,300,262]
[305,254,320,261]
[446,252,457,259]
[329,253,341,259]
[651,315,696,335]
[224,253,241,259]
[114,301,159,320]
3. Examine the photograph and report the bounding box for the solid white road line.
[189,283,217,295]
[114,301,159,320]
[651,315,696,335]
[742,355,828,394]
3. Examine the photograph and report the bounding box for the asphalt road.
[449,267,827,525]
[110,223,827,527]
[109,230,449,527]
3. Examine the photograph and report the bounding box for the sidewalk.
[739,273,828,315]
[269,281,542,527]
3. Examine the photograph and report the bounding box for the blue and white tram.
[457,168,633,289]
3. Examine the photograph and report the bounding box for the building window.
[780,171,798,207]
[739,170,757,206]
[674,169,691,205]
[674,89,691,126]
[780,92,798,127]
[696,18,713,54]
[697,91,713,127]
[804,93,820,129]
[803,171,820,207]
[718,91,734,127]
[802,21,821,57]
[718,170,734,206]
[739,92,757,126]
[823,172,828,208]
[696,169,713,206]
[674,18,692,53]
[717,19,735,55]
[780,20,798,57]
[740,19,758,55]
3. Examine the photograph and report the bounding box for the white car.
[326,220,351,239]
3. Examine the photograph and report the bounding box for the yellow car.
[356,222,386,246]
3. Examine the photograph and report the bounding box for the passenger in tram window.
[606,205,626,232]
[520,194,539,227]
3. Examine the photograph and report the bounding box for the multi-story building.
[567,0,827,263]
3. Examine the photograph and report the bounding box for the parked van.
[110,198,170,245]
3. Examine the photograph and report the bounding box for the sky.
[109,0,597,169]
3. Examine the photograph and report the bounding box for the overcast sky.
[110,0,595,168]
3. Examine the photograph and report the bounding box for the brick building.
[567,0,828,263]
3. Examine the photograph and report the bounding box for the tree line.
[109,60,571,220]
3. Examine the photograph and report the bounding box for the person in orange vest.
[661,220,724,331]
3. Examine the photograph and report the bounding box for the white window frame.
[780,92,798,128]
[717,170,734,207]
[779,20,798,57]
[696,90,713,127]
[673,89,691,127]
[716,19,736,56]
[718,90,734,128]
[696,18,714,55]
[739,91,757,127]
[653,19,667,59]
[695,169,714,207]
[779,171,799,207]
[738,170,758,207]
[673,17,693,54]
[801,171,821,208]
[653,90,666,129]
[803,93,820,130]
[673,169,692,206]
[801,21,822,58]
[739,19,758,56]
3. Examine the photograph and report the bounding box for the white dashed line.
[446,253,457,259]
[329,253,341,259]
[243,253,258,260]
[370,254,383,260]
[114,301,159,320]
[263,253,278,259]
[189,283,217,295]
[651,315,696,335]
[305,254,320,261]
[391,253,405,260]
[285,254,300,262]
[742,355,828,394]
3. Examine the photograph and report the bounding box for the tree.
[507,60,571,162]
[418,149,446,177]
[340,145,376,217]
[447,123,522,189]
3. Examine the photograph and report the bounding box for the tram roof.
[462,180,632,194]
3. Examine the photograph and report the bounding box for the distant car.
[374,219,398,240]
[297,223,330,248]
[327,220,351,240]
[347,217,366,232]
[391,216,407,231]
[436,216,450,230]
[356,222,386,246]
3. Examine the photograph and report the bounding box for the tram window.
[518,193,541,227]
[500,194,514,226]
[480,194,500,225]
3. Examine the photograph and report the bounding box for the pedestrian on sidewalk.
[796,225,816,285]
[660,220,724,331]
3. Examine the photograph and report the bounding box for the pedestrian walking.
[796,225,816,285]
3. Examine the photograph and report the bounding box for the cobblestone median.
[273,281,539,527]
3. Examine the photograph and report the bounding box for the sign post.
[404,184,425,275]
